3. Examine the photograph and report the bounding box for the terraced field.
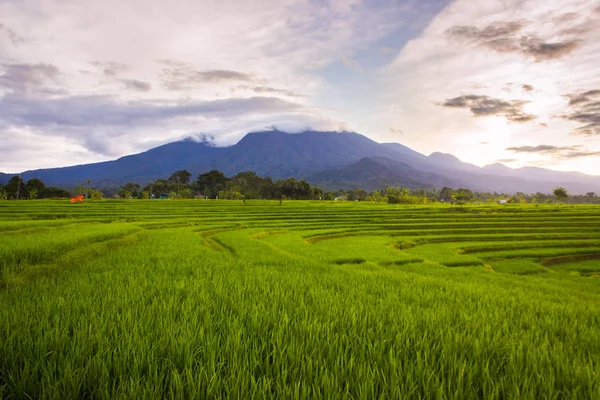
[1,200,599,399]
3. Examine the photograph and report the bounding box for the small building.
[498,199,508,204]
[70,195,84,203]
[334,196,347,201]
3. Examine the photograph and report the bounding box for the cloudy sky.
[1,0,599,174]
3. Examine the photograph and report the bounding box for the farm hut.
[334,196,347,201]
[498,199,508,204]
[70,195,84,203]
[160,193,169,199]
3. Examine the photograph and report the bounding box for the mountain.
[0,139,226,188]
[1,130,599,194]
[214,130,414,178]
[307,157,460,191]
[427,152,481,172]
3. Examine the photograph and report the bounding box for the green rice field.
[1,200,599,399]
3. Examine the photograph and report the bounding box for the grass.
[0,200,599,399]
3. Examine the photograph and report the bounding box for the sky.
[1,0,599,174]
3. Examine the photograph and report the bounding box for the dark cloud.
[158,60,254,90]
[121,79,152,92]
[519,36,581,61]
[561,89,600,136]
[506,144,599,159]
[447,21,524,41]
[0,23,28,45]
[0,94,303,128]
[0,63,61,93]
[522,84,534,92]
[506,145,580,153]
[389,127,404,135]
[438,94,536,123]
[446,20,582,61]
[90,61,130,77]
[562,150,600,158]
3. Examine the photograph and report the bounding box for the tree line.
[2,170,598,204]
[118,170,325,200]
[0,176,71,200]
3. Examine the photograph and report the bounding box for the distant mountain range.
[1,130,599,194]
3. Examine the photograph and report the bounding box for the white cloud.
[0,0,414,170]
[378,0,600,174]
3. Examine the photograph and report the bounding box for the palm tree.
[553,187,568,203]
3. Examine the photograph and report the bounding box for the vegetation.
[554,186,569,203]
[0,200,599,399]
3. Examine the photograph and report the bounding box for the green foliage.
[168,170,192,194]
[5,175,27,199]
[554,187,568,202]
[120,182,140,198]
[26,178,45,193]
[28,188,38,200]
[90,189,103,200]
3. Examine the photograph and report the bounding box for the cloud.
[159,60,254,90]
[0,94,304,128]
[0,63,61,94]
[480,141,489,144]
[519,37,582,62]
[446,20,582,62]
[389,127,404,135]
[495,158,517,163]
[506,144,600,159]
[522,84,534,92]
[561,89,600,136]
[236,85,303,97]
[506,145,580,153]
[121,79,152,92]
[0,23,28,45]
[341,56,361,71]
[90,61,130,77]
[438,94,536,123]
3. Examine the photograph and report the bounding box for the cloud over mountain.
[439,95,535,123]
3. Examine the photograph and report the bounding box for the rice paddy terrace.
[1,200,599,399]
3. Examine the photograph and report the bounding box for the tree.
[5,176,27,199]
[39,187,71,198]
[354,188,367,201]
[168,170,192,194]
[28,189,38,200]
[26,178,45,193]
[440,187,453,202]
[553,187,568,203]
[120,182,140,199]
[90,189,103,200]
[195,170,228,199]
[454,188,473,206]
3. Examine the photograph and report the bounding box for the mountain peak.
[428,152,461,162]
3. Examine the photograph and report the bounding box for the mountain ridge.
[1,130,599,194]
